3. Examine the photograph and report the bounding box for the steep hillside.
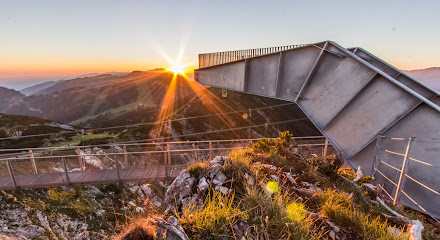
[19,80,61,96]
[0,113,76,149]
[0,87,25,112]
[1,70,169,123]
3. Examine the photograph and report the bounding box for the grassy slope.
[117,133,439,240]
[69,72,171,125]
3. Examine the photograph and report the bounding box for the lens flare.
[286,202,306,222]
[167,62,187,76]
[266,181,279,194]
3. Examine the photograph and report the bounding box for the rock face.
[164,156,232,212]
[164,170,197,211]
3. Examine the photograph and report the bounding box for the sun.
[167,62,186,76]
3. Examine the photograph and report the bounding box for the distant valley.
[0,69,320,149]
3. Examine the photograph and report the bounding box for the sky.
[1,0,440,89]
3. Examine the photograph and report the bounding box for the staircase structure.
[195,41,440,217]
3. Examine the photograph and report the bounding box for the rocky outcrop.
[164,156,232,212]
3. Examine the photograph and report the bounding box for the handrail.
[0,136,325,153]
[0,141,331,161]
[198,44,308,68]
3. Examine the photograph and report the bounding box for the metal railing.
[372,135,440,219]
[0,136,333,190]
[198,44,308,68]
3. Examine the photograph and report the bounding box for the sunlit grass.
[175,191,247,239]
[320,189,407,240]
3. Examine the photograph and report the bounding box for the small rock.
[208,164,223,179]
[212,171,227,185]
[155,217,189,240]
[198,177,209,191]
[329,230,336,239]
[232,219,254,239]
[215,186,232,194]
[210,156,225,166]
[285,172,296,184]
[244,173,255,186]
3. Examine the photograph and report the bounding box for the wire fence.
[0,136,335,190]
[198,44,308,68]
[372,135,440,219]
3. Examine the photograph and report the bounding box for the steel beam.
[275,51,284,97]
[295,42,328,103]
[321,73,377,129]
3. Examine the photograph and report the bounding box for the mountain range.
[405,67,440,91]
[0,68,320,149]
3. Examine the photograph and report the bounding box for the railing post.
[115,156,121,184]
[371,135,384,179]
[6,160,17,189]
[29,149,38,174]
[209,142,213,160]
[123,145,128,168]
[323,139,329,157]
[195,142,199,161]
[75,149,85,171]
[164,145,169,183]
[394,137,415,205]
[61,157,70,186]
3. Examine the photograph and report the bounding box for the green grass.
[320,189,407,240]
[176,191,247,239]
[187,161,210,178]
[49,132,114,147]
[242,187,320,240]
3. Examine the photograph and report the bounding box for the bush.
[274,131,293,154]
[252,138,273,153]
[187,162,209,178]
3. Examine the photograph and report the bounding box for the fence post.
[323,139,329,157]
[394,137,414,205]
[28,149,38,174]
[61,157,70,186]
[75,149,85,171]
[6,160,17,189]
[123,145,128,168]
[209,142,213,160]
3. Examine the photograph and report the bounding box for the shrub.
[187,162,209,178]
[252,138,273,153]
[274,131,293,154]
